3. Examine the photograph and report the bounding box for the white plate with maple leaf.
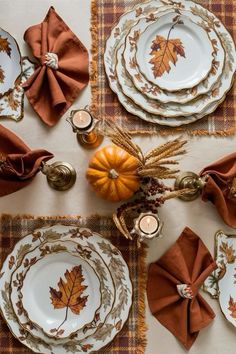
[135,11,214,91]
[0,224,132,354]
[10,239,115,344]
[20,249,101,339]
[0,28,21,97]
[124,8,224,104]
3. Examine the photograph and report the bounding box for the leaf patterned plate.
[10,239,115,343]
[104,0,236,126]
[203,230,236,327]
[0,57,35,121]
[0,28,21,97]
[124,9,224,104]
[119,7,234,118]
[0,224,132,354]
[135,12,214,91]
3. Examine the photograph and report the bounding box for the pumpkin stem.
[109,169,119,179]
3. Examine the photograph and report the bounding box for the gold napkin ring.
[44,52,58,70]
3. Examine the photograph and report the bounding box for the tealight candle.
[72,110,93,130]
[139,214,159,235]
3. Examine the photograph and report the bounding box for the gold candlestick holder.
[41,161,76,191]
[175,171,207,201]
[67,108,104,149]
[230,177,236,198]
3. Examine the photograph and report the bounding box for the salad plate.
[20,251,100,339]
[135,12,214,91]
[0,224,132,354]
[10,239,115,343]
[0,28,21,97]
[123,9,224,104]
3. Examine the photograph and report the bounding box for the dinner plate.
[0,28,21,97]
[124,9,224,104]
[0,57,35,121]
[104,0,235,126]
[0,224,132,354]
[135,12,214,91]
[10,239,115,344]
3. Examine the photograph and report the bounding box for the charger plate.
[0,224,132,354]
[10,239,115,343]
[135,12,214,91]
[0,28,21,97]
[124,9,224,104]
[104,0,236,126]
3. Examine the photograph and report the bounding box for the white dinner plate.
[10,239,115,344]
[124,9,224,104]
[135,12,214,91]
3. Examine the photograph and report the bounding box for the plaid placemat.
[0,214,147,354]
[90,0,236,136]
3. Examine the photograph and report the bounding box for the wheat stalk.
[162,188,195,200]
[106,123,144,163]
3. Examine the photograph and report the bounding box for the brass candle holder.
[41,161,76,191]
[175,171,207,201]
[67,108,104,149]
[230,177,236,198]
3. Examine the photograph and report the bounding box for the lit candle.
[72,110,93,130]
[139,214,159,235]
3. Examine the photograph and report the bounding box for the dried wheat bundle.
[106,123,187,180]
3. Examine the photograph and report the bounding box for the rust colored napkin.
[0,124,53,196]
[147,227,217,350]
[200,153,236,228]
[23,6,89,126]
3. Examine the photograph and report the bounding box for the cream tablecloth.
[0,0,235,353]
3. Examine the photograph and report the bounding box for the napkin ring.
[177,284,194,299]
[44,52,58,70]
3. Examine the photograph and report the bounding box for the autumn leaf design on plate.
[228,296,236,318]
[0,66,5,84]
[149,15,186,78]
[49,265,88,336]
[0,36,11,57]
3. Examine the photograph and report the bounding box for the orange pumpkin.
[86,145,140,202]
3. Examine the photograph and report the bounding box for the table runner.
[91,0,236,136]
[0,214,147,354]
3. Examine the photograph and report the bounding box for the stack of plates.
[0,224,132,354]
[104,0,236,127]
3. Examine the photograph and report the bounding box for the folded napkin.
[200,153,236,228]
[147,227,217,350]
[0,124,53,196]
[23,7,89,126]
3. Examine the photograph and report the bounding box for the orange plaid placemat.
[91,0,236,136]
[0,214,147,354]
